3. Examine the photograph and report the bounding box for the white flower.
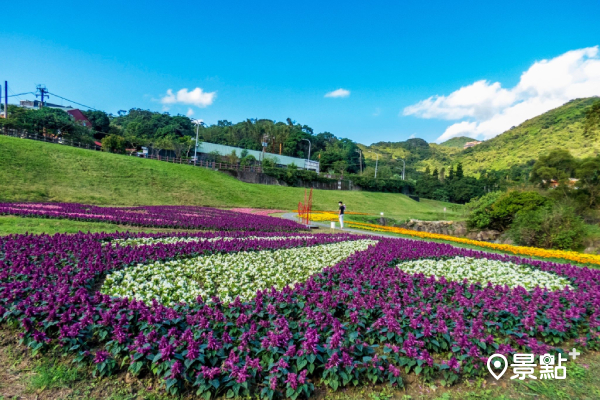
[101,239,378,306]
[397,256,570,291]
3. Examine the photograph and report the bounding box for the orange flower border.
[344,221,600,266]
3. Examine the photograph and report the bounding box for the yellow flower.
[344,221,600,266]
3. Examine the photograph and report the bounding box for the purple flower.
[94,350,110,364]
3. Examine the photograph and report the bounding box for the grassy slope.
[0,135,461,221]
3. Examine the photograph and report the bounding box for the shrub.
[508,203,587,250]
[466,191,503,230]
[467,191,551,231]
[101,134,126,154]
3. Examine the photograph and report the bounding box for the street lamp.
[399,158,406,180]
[190,118,203,165]
[368,151,379,178]
[301,138,311,170]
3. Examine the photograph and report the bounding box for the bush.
[101,134,126,154]
[466,191,503,230]
[508,203,587,250]
[467,191,551,231]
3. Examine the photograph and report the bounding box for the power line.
[7,92,35,98]
[47,92,97,110]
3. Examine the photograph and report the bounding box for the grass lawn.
[0,135,462,222]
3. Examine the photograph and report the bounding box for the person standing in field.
[338,201,345,230]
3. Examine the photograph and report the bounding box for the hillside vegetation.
[438,136,477,148]
[0,135,460,221]
[455,97,600,173]
[362,97,600,175]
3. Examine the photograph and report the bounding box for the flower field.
[2,224,600,399]
[0,203,304,232]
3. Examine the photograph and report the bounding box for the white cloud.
[186,108,194,117]
[403,46,600,142]
[161,87,216,108]
[409,133,417,139]
[373,107,381,116]
[325,88,350,98]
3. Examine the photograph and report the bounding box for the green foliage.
[468,191,551,231]
[530,149,577,186]
[101,134,126,153]
[439,136,477,148]
[1,106,94,143]
[197,118,360,173]
[83,110,111,136]
[576,155,600,209]
[115,109,194,141]
[452,97,600,174]
[583,100,600,138]
[350,176,415,194]
[509,202,587,250]
[466,191,503,230]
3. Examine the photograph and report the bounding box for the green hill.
[439,136,478,148]
[360,97,600,175]
[454,97,600,173]
[0,135,459,221]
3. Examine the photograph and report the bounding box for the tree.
[377,166,393,179]
[332,160,348,175]
[83,110,111,137]
[171,136,193,159]
[101,134,126,153]
[123,132,146,155]
[583,101,600,138]
[530,149,577,187]
[576,155,600,208]
[152,136,174,157]
[455,162,464,179]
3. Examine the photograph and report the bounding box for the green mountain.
[361,97,600,175]
[439,136,478,148]
[454,97,600,173]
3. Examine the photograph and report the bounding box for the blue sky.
[3,1,600,144]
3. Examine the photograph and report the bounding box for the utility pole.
[4,81,7,119]
[36,85,49,108]
[356,149,363,174]
[368,151,379,178]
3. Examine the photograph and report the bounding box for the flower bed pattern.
[0,203,304,232]
[103,239,378,305]
[2,230,600,398]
